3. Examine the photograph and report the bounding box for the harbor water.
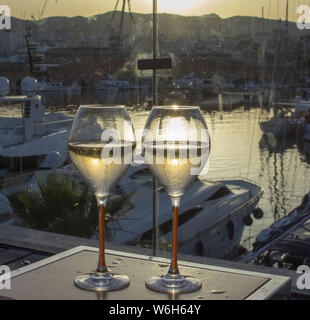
[2,90,310,250]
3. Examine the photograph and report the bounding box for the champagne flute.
[143,106,210,293]
[68,105,136,292]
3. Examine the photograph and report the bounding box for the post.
[152,0,158,256]
[137,2,171,256]
[153,0,158,105]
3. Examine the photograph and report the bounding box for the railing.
[230,176,261,187]
[0,118,73,150]
[34,119,73,136]
[237,211,310,264]
[0,171,34,189]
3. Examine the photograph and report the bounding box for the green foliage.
[6,174,133,239]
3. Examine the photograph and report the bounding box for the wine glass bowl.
[142,106,210,293]
[68,105,136,292]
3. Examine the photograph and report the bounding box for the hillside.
[9,11,309,44]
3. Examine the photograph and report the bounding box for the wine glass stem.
[97,204,107,273]
[168,205,180,275]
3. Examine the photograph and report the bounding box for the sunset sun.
[157,0,206,14]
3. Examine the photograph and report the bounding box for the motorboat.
[273,95,310,112]
[237,191,310,266]
[259,111,298,138]
[106,165,264,260]
[0,76,73,188]
[259,132,295,154]
[96,76,148,91]
[38,81,81,92]
[260,95,310,138]
[1,157,264,260]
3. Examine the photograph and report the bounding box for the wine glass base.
[145,275,202,294]
[74,272,130,292]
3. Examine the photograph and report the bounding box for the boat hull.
[175,195,261,259]
[260,118,297,138]
[106,169,263,260]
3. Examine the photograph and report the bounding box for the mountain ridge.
[7,11,309,45]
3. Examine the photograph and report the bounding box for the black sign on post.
[137,56,171,258]
[137,58,172,71]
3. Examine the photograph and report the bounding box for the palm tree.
[6,173,134,238]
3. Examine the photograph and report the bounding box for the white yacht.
[26,163,264,259]
[96,76,148,91]
[2,159,264,259]
[107,165,264,260]
[9,39,48,64]
[38,81,81,92]
[0,76,73,187]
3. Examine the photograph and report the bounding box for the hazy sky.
[4,0,309,21]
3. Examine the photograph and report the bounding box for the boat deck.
[267,218,310,261]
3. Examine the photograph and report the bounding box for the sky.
[4,0,309,22]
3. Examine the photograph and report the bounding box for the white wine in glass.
[143,106,210,293]
[68,105,136,292]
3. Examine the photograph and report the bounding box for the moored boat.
[237,191,310,265]
[0,76,73,181]
[107,165,264,260]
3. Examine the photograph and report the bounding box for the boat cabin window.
[205,186,231,201]
[141,206,203,240]
[24,101,31,118]
[129,168,151,179]
[227,220,234,240]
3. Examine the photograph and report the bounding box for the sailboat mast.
[118,0,126,41]
[152,0,159,257]
[285,0,289,28]
[25,32,34,76]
